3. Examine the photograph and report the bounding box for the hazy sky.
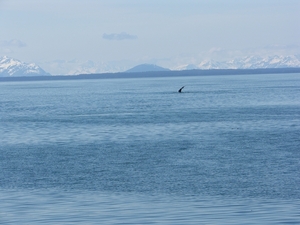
[1,0,299,74]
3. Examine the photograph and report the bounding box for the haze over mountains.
[175,55,300,70]
[1,55,300,77]
[47,55,300,75]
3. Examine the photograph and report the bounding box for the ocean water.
[0,73,299,224]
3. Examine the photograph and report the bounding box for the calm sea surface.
[0,73,300,224]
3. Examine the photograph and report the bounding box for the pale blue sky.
[1,0,299,74]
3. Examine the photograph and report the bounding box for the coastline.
[1,67,300,82]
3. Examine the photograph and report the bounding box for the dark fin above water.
[178,86,185,93]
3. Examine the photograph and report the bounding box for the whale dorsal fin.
[178,86,185,93]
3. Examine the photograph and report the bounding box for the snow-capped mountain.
[0,56,50,77]
[174,55,300,70]
[235,55,300,69]
[174,64,199,71]
[197,59,227,69]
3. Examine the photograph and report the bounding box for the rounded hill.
[125,64,170,73]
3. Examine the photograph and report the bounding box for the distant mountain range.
[0,56,50,77]
[1,55,300,77]
[175,55,300,70]
[72,55,300,74]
